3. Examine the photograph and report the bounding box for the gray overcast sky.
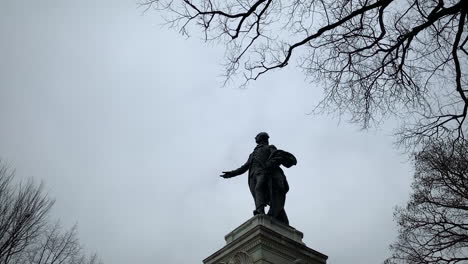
[0,1,413,263]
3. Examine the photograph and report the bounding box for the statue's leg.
[249,176,260,215]
[253,173,267,214]
[268,188,281,218]
[277,192,289,225]
[278,209,289,225]
[269,188,288,225]
[248,176,256,201]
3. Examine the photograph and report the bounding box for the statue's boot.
[253,206,265,215]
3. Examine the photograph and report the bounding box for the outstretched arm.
[220,156,250,178]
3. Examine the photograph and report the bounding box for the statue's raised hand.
[220,171,232,178]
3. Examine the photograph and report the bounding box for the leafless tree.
[0,163,103,264]
[386,139,468,264]
[22,223,81,264]
[143,0,468,148]
[0,165,54,264]
[16,223,103,264]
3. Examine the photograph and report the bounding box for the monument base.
[203,215,327,264]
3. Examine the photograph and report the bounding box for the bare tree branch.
[144,0,468,150]
[386,138,468,264]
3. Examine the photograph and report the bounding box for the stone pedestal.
[203,215,327,264]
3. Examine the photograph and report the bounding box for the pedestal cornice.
[203,215,328,264]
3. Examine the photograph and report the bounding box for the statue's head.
[255,132,269,144]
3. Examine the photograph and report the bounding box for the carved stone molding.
[227,251,253,264]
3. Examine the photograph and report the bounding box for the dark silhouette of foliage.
[0,163,102,264]
[386,139,468,264]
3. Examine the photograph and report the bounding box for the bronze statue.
[220,132,297,225]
